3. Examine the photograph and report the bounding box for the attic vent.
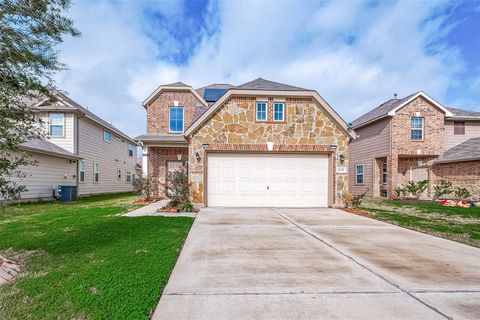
[204,88,228,102]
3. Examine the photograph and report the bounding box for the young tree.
[0,0,79,198]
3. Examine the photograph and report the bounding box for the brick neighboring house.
[136,78,356,207]
[349,91,480,200]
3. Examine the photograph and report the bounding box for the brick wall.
[146,90,201,134]
[148,146,188,197]
[388,96,445,197]
[432,161,480,199]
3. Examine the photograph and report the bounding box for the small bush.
[165,169,189,207]
[405,180,429,199]
[453,187,471,200]
[133,176,159,200]
[394,186,407,199]
[433,180,453,200]
[164,169,195,211]
[342,190,367,208]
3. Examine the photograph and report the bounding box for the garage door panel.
[207,153,329,207]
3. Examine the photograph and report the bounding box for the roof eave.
[20,146,83,160]
[435,156,480,164]
[387,91,453,117]
[142,86,208,108]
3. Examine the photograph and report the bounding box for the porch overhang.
[135,134,188,147]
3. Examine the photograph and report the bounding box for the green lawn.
[361,198,480,247]
[0,193,193,319]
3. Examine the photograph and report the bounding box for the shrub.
[133,176,159,200]
[405,180,429,199]
[342,190,367,208]
[394,186,407,199]
[165,169,194,211]
[453,187,471,200]
[433,180,453,200]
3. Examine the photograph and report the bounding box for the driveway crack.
[269,208,453,320]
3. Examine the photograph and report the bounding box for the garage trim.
[204,149,335,207]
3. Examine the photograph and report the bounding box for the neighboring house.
[349,91,480,199]
[4,92,139,201]
[137,78,355,207]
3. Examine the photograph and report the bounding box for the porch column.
[142,146,149,177]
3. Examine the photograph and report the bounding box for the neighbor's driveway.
[153,208,480,320]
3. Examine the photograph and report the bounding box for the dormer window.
[48,113,64,137]
[411,117,424,140]
[169,107,184,133]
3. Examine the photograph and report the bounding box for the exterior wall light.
[339,154,345,163]
[194,151,201,161]
[177,154,182,161]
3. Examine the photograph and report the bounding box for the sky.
[56,0,480,138]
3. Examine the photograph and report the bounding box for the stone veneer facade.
[188,96,350,206]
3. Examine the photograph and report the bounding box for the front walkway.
[153,207,480,319]
[124,200,196,217]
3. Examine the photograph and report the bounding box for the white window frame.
[48,112,65,137]
[93,162,99,183]
[103,130,112,143]
[355,164,364,185]
[273,102,285,121]
[128,143,134,157]
[79,160,85,183]
[410,117,424,141]
[169,107,184,133]
[117,168,122,180]
[256,101,268,121]
[382,162,387,185]
[126,171,132,183]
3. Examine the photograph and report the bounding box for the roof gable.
[352,91,453,129]
[143,82,208,108]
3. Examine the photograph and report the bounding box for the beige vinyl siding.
[40,112,76,153]
[349,118,391,196]
[444,120,480,150]
[77,117,137,196]
[2,152,77,201]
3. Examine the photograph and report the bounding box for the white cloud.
[56,0,465,137]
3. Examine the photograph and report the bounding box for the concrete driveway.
[153,208,480,320]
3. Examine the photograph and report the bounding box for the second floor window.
[104,130,112,142]
[49,113,64,136]
[454,121,465,135]
[169,107,184,132]
[128,143,134,157]
[273,102,284,121]
[411,117,424,140]
[256,101,267,121]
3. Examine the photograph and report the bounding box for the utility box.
[59,185,78,202]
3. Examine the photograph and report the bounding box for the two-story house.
[5,91,139,200]
[349,91,480,199]
[136,78,355,207]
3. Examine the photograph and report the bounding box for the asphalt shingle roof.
[351,93,417,128]
[446,107,480,118]
[436,137,480,163]
[20,138,80,159]
[236,78,309,91]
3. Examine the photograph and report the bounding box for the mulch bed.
[342,207,370,216]
[132,198,158,205]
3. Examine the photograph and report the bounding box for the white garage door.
[207,153,329,207]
